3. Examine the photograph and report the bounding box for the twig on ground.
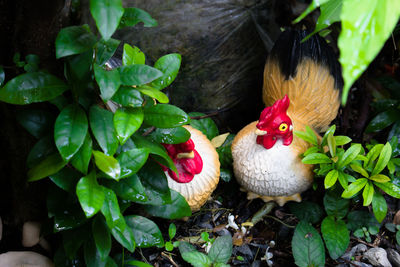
[161,251,179,267]
[263,215,295,229]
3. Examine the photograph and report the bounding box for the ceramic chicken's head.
[162,138,203,183]
[256,95,293,149]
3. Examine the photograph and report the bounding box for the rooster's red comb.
[259,95,290,124]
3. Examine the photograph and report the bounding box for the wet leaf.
[55,25,96,58]
[117,148,149,178]
[366,109,400,132]
[111,86,143,107]
[144,104,190,128]
[49,167,80,193]
[144,190,191,219]
[113,107,143,144]
[150,126,191,144]
[292,221,325,267]
[84,238,107,267]
[90,0,124,41]
[76,172,105,218]
[125,215,164,248]
[168,223,176,240]
[55,104,88,161]
[118,65,163,86]
[151,53,181,90]
[102,174,147,202]
[93,150,121,179]
[136,85,169,103]
[0,72,68,104]
[374,181,400,198]
[95,38,120,66]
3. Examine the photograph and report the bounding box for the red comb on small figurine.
[255,95,293,149]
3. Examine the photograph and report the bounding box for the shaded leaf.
[102,174,147,202]
[55,25,96,58]
[114,107,144,144]
[321,216,349,260]
[288,201,324,224]
[125,215,164,248]
[111,86,143,107]
[94,64,121,101]
[49,167,80,193]
[70,134,93,174]
[208,235,232,264]
[92,215,111,261]
[182,252,212,267]
[118,65,163,86]
[95,38,120,66]
[189,112,219,140]
[144,190,191,219]
[0,72,68,104]
[0,66,4,86]
[84,238,107,267]
[366,109,400,132]
[76,172,105,218]
[90,0,124,40]
[117,148,149,178]
[119,7,157,28]
[372,191,387,223]
[144,104,190,128]
[324,190,349,219]
[16,109,55,138]
[28,153,66,182]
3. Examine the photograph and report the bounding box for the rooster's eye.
[279,123,288,132]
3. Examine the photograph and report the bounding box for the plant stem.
[250,202,277,226]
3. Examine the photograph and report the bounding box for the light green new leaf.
[119,7,158,29]
[294,127,318,146]
[337,144,362,168]
[144,104,190,128]
[341,178,367,198]
[113,107,144,145]
[89,105,119,155]
[327,133,336,157]
[0,72,68,105]
[372,142,392,175]
[293,0,331,23]
[90,0,124,41]
[362,182,374,206]
[292,221,325,267]
[321,124,336,147]
[27,153,67,182]
[365,144,384,168]
[369,174,390,183]
[93,150,121,180]
[324,169,338,189]
[93,64,121,101]
[372,191,387,223]
[302,153,332,164]
[321,216,349,260]
[151,53,181,90]
[118,65,163,86]
[55,25,97,58]
[350,164,369,178]
[339,0,400,104]
[335,136,352,146]
[76,172,105,218]
[122,44,145,65]
[136,85,169,103]
[54,104,88,161]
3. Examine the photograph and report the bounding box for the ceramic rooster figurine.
[232,29,343,206]
[162,125,220,211]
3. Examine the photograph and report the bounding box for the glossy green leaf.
[151,53,181,90]
[123,44,145,65]
[327,133,336,157]
[102,174,147,202]
[92,216,111,261]
[136,85,169,104]
[16,109,55,138]
[132,134,177,173]
[119,7,157,28]
[89,105,119,155]
[209,235,232,264]
[337,144,362,168]
[49,167,80,193]
[189,112,219,140]
[76,172,105,218]
[144,104,190,128]
[111,86,143,107]
[125,215,164,248]
[95,38,120,65]
[362,182,374,206]
[55,104,88,161]
[101,187,124,229]
[182,252,212,267]
[90,0,124,40]
[117,148,149,178]
[325,169,339,189]
[341,178,368,198]
[324,191,349,219]
[292,221,325,267]
[0,66,4,86]
[65,50,93,98]
[338,0,400,104]
[369,174,390,183]
[366,109,400,132]
[0,72,68,104]
[321,216,349,260]
[302,153,332,164]
[374,182,400,198]
[372,142,392,175]
[118,65,163,86]
[144,190,191,219]
[71,134,93,174]
[365,144,384,168]
[321,124,336,147]
[113,107,143,144]
[288,201,324,224]
[28,153,67,182]
[138,160,170,199]
[372,191,387,223]
[111,220,136,253]
[294,127,318,146]
[335,136,352,146]
[337,171,349,189]
[84,238,107,267]
[150,126,191,144]
[55,25,96,58]
[94,64,121,101]
[350,164,369,178]
[93,151,121,179]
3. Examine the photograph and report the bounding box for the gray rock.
[0,251,54,267]
[387,248,400,267]
[364,247,392,267]
[341,244,369,261]
[353,261,373,267]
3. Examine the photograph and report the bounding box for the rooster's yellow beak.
[255,129,268,136]
[177,151,195,159]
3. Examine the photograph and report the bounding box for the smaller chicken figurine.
[161,125,220,211]
[232,29,342,206]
